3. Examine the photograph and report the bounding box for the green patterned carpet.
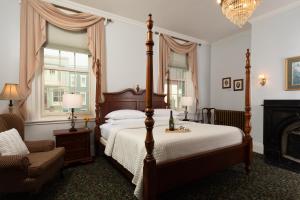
[1,154,300,200]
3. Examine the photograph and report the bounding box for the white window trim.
[80,74,87,88]
[24,49,95,122]
[42,48,92,117]
[80,91,87,106]
[70,74,76,87]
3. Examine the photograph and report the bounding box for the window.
[53,89,64,105]
[165,51,194,110]
[80,75,87,88]
[80,92,87,106]
[70,74,75,87]
[43,48,90,115]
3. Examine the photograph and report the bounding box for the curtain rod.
[52,4,113,25]
[155,31,202,46]
[53,4,81,13]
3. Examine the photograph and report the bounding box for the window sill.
[25,116,95,126]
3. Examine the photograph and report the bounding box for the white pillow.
[106,116,175,125]
[154,109,179,117]
[105,118,144,125]
[105,109,145,120]
[0,128,29,156]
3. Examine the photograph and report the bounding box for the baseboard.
[253,141,264,154]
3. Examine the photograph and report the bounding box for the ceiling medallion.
[217,0,261,27]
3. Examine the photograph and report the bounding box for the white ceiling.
[70,0,299,42]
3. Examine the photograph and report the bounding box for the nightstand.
[53,128,92,166]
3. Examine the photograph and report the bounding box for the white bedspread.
[104,120,243,199]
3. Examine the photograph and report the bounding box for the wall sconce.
[259,74,267,86]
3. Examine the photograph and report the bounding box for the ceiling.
[70,0,299,42]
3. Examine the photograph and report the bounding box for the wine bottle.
[169,110,175,131]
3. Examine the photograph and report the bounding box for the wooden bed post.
[143,14,157,200]
[166,70,170,108]
[244,49,253,173]
[94,59,101,154]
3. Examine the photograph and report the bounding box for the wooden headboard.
[99,88,167,123]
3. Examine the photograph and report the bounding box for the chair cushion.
[27,147,65,178]
[0,128,29,156]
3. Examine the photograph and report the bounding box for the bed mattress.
[100,120,243,199]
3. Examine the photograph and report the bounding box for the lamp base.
[183,106,189,121]
[69,108,77,132]
[69,127,77,132]
[8,100,14,114]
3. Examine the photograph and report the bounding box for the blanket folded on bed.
[104,120,243,199]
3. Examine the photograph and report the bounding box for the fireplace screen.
[282,122,300,163]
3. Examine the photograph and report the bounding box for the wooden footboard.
[98,139,252,196]
[156,141,251,194]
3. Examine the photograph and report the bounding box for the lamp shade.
[181,96,193,107]
[0,83,22,100]
[62,94,83,109]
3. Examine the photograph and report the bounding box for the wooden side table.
[53,128,92,166]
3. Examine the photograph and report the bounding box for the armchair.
[0,114,65,193]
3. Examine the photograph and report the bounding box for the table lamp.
[181,96,193,121]
[63,93,83,132]
[0,83,22,113]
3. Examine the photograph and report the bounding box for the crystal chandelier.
[217,0,261,27]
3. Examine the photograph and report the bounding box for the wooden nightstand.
[53,128,92,166]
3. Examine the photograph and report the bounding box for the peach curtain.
[19,0,105,119]
[158,34,199,106]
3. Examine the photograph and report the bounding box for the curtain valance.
[158,34,199,107]
[19,0,105,119]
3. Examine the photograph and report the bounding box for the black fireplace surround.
[264,100,300,171]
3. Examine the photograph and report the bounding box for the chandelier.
[217,0,261,27]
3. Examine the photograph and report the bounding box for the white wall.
[0,0,20,113]
[199,44,211,108]
[105,20,210,105]
[210,30,251,111]
[251,5,300,149]
[210,5,300,154]
[0,0,211,146]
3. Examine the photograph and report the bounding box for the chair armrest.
[25,140,55,153]
[0,155,30,180]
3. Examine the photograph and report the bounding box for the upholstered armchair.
[0,113,65,193]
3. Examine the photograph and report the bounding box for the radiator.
[215,109,245,131]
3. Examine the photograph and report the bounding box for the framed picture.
[222,77,231,89]
[233,79,244,91]
[285,56,300,90]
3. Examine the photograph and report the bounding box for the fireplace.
[263,100,300,171]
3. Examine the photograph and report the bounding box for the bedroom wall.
[250,4,300,153]
[105,20,211,108]
[0,0,211,150]
[210,4,300,154]
[0,0,20,114]
[210,30,251,111]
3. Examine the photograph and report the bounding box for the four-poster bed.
[94,15,252,200]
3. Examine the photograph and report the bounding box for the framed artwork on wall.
[233,79,244,91]
[222,77,231,89]
[285,56,300,90]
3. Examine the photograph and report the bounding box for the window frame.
[80,74,87,88]
[167,52,190,110]
[52,88,64,105]
[41,47,92,117]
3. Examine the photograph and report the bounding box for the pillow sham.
[154,109,179,117]
[105,116,179,125]
[0,128,30,156]
[105,109,145,120]
[105,118,145,125]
